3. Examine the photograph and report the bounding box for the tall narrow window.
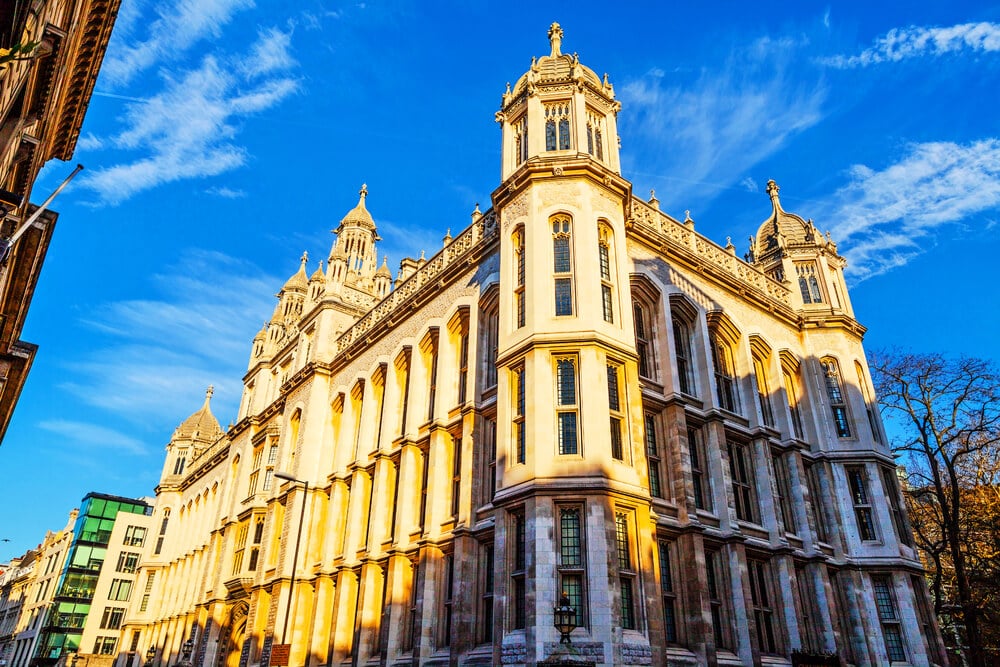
[688,427,711,511]
[806,464,831,543]
[482,544,495,643]
[782,364,805,440]
[513,229,526,328]
[847,466,878,541]
[514,115,528,164]
[673,318,693,394]
[728,441,758,523]
[263,443,278,491]
[248,516,264,571]
[154,509,169,556]
[450,433,462,518]
[822,358,851,437]
[607,363,624,461]
[484,305,499,388]
[441,554,454,646]
[856,361,881,443]
[752,354,774,426]
[406,561,421,651]
[511,512,526,629]
[544,102,571,150]
[418,449,430,532]
[513,366,526,464]
[457,330,469,405]
[657,540,678,643]
[552,217,574,316]
[172,451,186,475]
[598,225,614,323]
[556,357,579,455]
[881,467,911,547]
[484,417,497,503]
[615,512,636,630]
[796,564,820,652]
[796,263,823,304]
[398,349,412,436]
[231,521,248,574]
[748,558,779,654]
[772,453,797,534]
[872,575,907,662]
[710,333,739,413]
[633,302,652,379]
[585,110,603,159]
[705,549,730,649]
[910,574,934,648]
[645,414,663,499]
[426,335,439,422]
[558,507,586,628]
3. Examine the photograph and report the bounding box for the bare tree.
[871,352,1000,667]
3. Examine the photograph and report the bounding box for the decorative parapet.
[629,197,791,307]
[335,210,498,354]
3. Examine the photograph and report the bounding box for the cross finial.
[206,385,214,400]
[300,251,308,265]
[359,183,368,200]
[548,22,563,57]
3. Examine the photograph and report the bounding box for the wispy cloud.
[37,420,149,455]
[79,28,299,205]
[76,133,103,151]
[101,0,256,87]
[740,177,759,193]
[205,186,247,199]
[818,139,1000,280]
[63,250,279,425]
[821,22,1000,68]
[618,36,826,211]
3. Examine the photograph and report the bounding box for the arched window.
[710,332,739,413]
[673,319,693,395]
[780,353,805,440]
[796,263,823,304]
[633,302,653,379]
[172,450,186,475]
[513,115,528,164]
[513,227,525,328]
[855,361,881,444]
[598,223,615,323]
[545,102,571,151]
[586,110,604,161]
[750,338,774,427]
[821,358,851,437]
[552,217,574,316]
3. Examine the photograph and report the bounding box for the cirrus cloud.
[821,22,1000,68]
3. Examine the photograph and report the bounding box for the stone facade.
[120,24,946,667]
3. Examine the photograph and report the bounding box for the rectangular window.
[482,544,495,643]
[772,453,797,534]
[406,562,420,652]
[458,332,469,405]
[139,572,155,612]
[910,574,934,646]
[418,449,430,532]
[558,118,570,149]
[556,357,579,455]
[484,418,497,504]
[123,526,146,547]
[783,369,805,439]
[515,238,526,328]
[554,278,573,316]
[558,507,586,628]
[485,308,499,387]
[108,579,132,602]
[601,284,614,323]
[881,467,912,547]
[552,221,574,316]
[99,606,126,630]
[512,512,526,630]
[872,575,907,662]
[710,335,739,413]
[634,303,652,379]
[806,464,831,543]
[645,414,662,498]
[753,356,775,427]
[705,549,730,649]
[795,564,820,652]
[657,540,678,643]
[847,466,878,541]
[232,521,248,574]
[94,637,117,655]
[116,552,140,573]
[615,512,636,630]
[689,427,711,511]
[427,337,439,421]
[513,367,526,464]
[823,360,852,437]
[728,441,758,523]
[608,364,624,461]
[442,554,454,646]
[451,434,462,518]
[748,558,779,654]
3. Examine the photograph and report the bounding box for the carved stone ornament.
[553,166,564,176]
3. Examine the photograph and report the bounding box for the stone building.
[0,509,76,667]
[121,25,945,667]
[0,0,120,443]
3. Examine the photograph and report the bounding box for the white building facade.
[121,25,945,667]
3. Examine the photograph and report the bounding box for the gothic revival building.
[121,25,945,667]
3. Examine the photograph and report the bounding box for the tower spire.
[548,22,563,57]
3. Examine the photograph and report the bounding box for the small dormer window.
[545,102,571,151]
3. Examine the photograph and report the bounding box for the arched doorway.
[217,602,249,667]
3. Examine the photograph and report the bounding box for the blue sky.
[2,1,999,558]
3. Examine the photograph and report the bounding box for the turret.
[160,386,223,486]
[750,180,853,316]
[496,22,622,181]
[327,184,381,293]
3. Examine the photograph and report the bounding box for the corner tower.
[490,24,657,665]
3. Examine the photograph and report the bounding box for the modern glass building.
[30,493,150,666]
